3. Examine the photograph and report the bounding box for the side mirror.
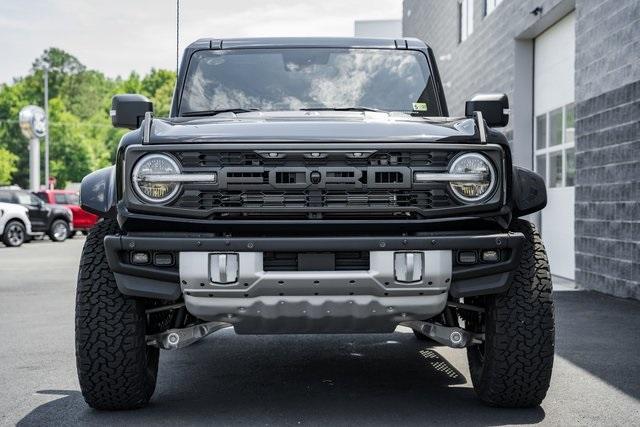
[110,94,153,129]
[465,93,509,127]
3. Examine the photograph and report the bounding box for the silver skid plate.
[178,250,452,333]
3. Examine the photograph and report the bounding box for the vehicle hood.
[148,111,481,144]
[0,202,28,215]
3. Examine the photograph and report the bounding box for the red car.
[36,190,98,236]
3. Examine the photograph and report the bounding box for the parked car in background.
[0,202,33,247]
[36,190,98,236]
[0,189,73,242]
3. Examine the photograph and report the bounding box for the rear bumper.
[104,231,523,333]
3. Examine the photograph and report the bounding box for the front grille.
[177,189,452,210]
[126,146,504,220]
[263,251,370,271]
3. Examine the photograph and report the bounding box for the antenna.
[176,0,180,75]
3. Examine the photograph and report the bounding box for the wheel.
[81,230,89,236]
[75,219,159,410]
[2,220,26,247]
[466,219,554,407]
[48,219,70,242]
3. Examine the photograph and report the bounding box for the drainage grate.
[419,349,463,380]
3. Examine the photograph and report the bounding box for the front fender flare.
[511,166,547,217]
[80,166,117,218]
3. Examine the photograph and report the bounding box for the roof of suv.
[185,37,429,51]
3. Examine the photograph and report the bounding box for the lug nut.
[450,331,463,345]
[167,332,180,345]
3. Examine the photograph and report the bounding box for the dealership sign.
[19,105,47,140]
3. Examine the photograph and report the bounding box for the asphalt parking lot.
[0,238,639,426]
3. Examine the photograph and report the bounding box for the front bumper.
[104,231,524,333]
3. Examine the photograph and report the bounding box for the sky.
[0,0,403,84]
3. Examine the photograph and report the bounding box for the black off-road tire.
[467,219,554,407]
[75,219,159,410]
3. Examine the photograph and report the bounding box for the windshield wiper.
[181,108,259,117]
[299,107,386,113]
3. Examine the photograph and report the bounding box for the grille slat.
[175,150,454,168]
[178,190,450,210]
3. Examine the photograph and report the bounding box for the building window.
[485,0,504,16]
[459,0,474,43]
[534,103,576,188]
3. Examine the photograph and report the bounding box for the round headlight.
[132,154,181,203]
[448,153,496,202]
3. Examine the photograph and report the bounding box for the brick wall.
[574,0,640,299]
[574,81,640,298]
[404,0,640,299]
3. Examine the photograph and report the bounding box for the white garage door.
[534,12,576,280]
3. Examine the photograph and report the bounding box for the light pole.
[44,67,50,189]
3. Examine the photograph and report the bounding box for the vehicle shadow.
[553,290,640,401]
[17,332,545,426]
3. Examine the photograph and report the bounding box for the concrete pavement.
[0,237,638,426]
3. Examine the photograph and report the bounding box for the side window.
[564,104,576,186]
[15,193,32,204]
[0,191,11,203]
[459,0,474,43]
[55,194,67,204]
[534,103,576,188]
[29,194,43,206]
[36,192,48,202]
[485,0,504,16]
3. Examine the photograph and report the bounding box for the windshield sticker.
[412,102,428,112]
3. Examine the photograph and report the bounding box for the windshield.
[179,48,439,115]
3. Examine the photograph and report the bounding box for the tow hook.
[402,321,484,348]
[146,321,230,350]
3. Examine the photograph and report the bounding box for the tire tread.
[469,219,555,407]
[75,219,158,410]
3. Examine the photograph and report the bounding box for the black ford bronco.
[76,38,553,410]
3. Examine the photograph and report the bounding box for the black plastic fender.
[511,166,547,216]
[80,166,117,218]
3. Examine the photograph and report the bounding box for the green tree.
[62,70,115,119]
[46,98,94,188]
[142,69,176,117]
[0,47,175,188]
[32,48,85,99]
[0,147,18,184]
